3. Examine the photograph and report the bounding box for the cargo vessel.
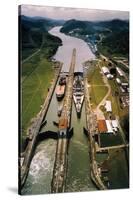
[56,76,66,101]
[73,75,84,118]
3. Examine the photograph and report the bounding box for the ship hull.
[73,94,84,118]
[73,74,84,118]
[56,93,64,101]
[56,76,66,101]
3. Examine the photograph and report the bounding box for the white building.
[111,120,119,132]
[105,120,114,133]
[116,78,121,84]
[105,100,112,112]
[121,82,129,87]
[120,86,125,93]
[107,74,114,79]
[101,66,110,75]
[116,67,124,77]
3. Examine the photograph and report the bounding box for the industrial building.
[120,86,126,93]
[106,74,114,79]
[111,120,119,132]
[101,66,110,75]
[116,67,124,77]
[105,100,112,112]
[121,82,129,88]
[97,119,119,134]
[98,120,107,133]
[116,78,121,85]
[105,120,114,134]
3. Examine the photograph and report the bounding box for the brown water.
[49,26,95,72]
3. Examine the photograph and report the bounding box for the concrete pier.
[19,63,62,189]
[83,66,106,190]
[51,48,76,193]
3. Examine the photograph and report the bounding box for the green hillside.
[60,19,129,58]
[20,15,62,60]
[20,15,62,149]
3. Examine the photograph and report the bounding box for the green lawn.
[21,55,54,138]
[89,65,108,108]
[21,48,38,60]
[89,65,103,85]
[90,86,108,108]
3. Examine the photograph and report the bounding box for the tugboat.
[73,75,84,118]
[56,76,66,101]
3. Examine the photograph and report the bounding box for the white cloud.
[21,4,129,21]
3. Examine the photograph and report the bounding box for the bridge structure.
[51,48,76,193]
[96,144,129,152]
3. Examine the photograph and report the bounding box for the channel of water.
[22,26,97,194]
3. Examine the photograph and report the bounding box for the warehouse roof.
[107,74,114,79]
[111,120,118,128]
[106,120,114,133]
[105,100,112,112]
[98,120,107,133]
[116,67,124,76]
[101,66,110,74]
[116,78,121,84]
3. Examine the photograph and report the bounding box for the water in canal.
[65,102,97,192]
[22,26,97,194]
[49,26,95,72]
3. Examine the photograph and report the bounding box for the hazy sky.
[21,5,129,21]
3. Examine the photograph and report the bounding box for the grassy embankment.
[21,54,54,138]
[98,45,129,60]
[21,42,61,146]
[88,62,108,109]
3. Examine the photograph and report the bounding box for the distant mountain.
[20,15,65,30]
[96,19,129,57]
[61,19,129,34]
[19,15,62,59]
[31,16,65,25]
[60,19,94,34]
[60,19,129,57]
[95,19,129,32]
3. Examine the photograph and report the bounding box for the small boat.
[56,85,66,101]
[56,76,66,101]
[73,75,84,118]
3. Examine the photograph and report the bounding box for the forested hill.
[20,15,64,60]
[60,19,129,57]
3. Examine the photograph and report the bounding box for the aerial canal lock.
[51,48,76,193]
[20,63,62,189]
[20,49,106,192]
[20,20,129,194]
[20,48,77,193]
